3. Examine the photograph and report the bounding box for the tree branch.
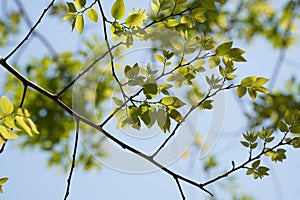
[64,119,80,200]
[0,58,213,196]
[4,0,56,60]
[175,177,186,200]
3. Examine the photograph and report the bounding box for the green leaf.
[240,141,249,147]
[75,14,84,35]
[215,41,232,56]
[4,116,21,131]
[255,77,269,86]
[241,76,257,86]
[157,108,167,131]
[154,53,164,63]
[160,96,185,109]
[201,0,216,10]
[62,13,75,21]
[208,56,220,68]
[124,64,139,79]
[284,110,293,125]
[236,86,247,98]
[1,96,14,115]
[279,121,288,132]
[248,88,258,100]
[252,160,260,169]
[166,19,179,27]
[151,2,159,12]
[143,83,158,99]
[246,168,254,175]
[170,40,184,51]
[74,0,86,9]
[87,9,98,22]
[66,2,77,12]
[0,177,8,185]
[168,109,182,122]
[126,13,145,26]
[15,116,32,136]
[255,86,269,93]
[113,97,123,106]
[290,125,300,134]
[111,0,125,20]
[0,125,18,140]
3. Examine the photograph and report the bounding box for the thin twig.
[64,119,80,200]
[14,0,57,57]
[175,178,186,200]
[202,132,292,187]
[19,85,28,108]
[0,142,6,154]
[4,0,56,60]
[56,43,122,97]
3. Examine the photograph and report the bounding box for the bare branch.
[4,0,56,60]
[175,178,186,200]
[64,119,80,200]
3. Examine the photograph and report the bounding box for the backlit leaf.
[126,13,145,26]
[1,96,14,115]
[75,14,84,35]
[0,125,18,140]
[87,9,98,22]
[111,0,125,20]
[15,116,32,136]
[236,86,247,97]
[66,2,77,12]
[215,41,232,56]
[74,0,86,9]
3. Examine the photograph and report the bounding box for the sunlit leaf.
[15,116,32,136]
[215,41,232,56]
[111,0,125,20]
[87,9,98,22]
[75,14,84,35]
[126,13,146,26]
[74,0,86,9]
[1,96,14,115]
[0,125,18,140]
[236,85,247,98]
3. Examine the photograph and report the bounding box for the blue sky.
[1,0,300,200]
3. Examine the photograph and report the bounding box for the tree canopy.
[1,0,300,199]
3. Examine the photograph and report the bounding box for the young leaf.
[215,41,232,56]
[74,0,86,9]
[75,14,84,35]
[66,2,77,13]
[278,121,288,132]
[87,9,98,22]
[0,125,18,140]
[151,2,159,12]
[126,13,145,26]
[111,0,125,20]
[241,76,257,86]
[15,116,32,136]
[154,53,164,63]
[1,96,14,115]
[0,177,8,185]
[290,125,300,134]
[236,86,247,98]
[112,97,123,106]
